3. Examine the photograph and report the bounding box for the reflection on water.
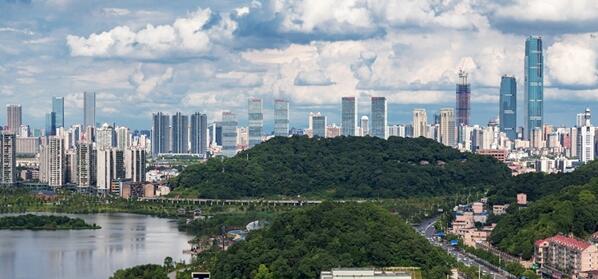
[0,213,193,279]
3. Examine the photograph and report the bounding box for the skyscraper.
[96,123,115,150]
[525,36,544,139]
[456,70,471,126]
[221,111,238,157]
[341,97,357,136]
[45,112,56,136]
[370,97,387,139]
[171,112,189,153]
[248,98,263,148]
[412,109,427,138]
[190,113,208,156]
[274,99,290,137]
[84,92,96,128]
[576,108,594,163]
[6,104,22,135]
[124,147,146,182]
[76,141,96,188]
[115,126,130,150]
[52,97,65,128]
[96,149,124,193]
[439,108,456,147]
[152,112,169,156]
[499,76,517,140]
[40,137,64,187]
[0,132,16,184]
[360,115,369,136]
[311,114,327,138]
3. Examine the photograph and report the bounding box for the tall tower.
[499,75,517,140]
[274,99,290,137]
[6,104,22,135]
[456,70,471,126]
[151,112,169,156]
[190,113,208,156]
[83,92,96,128]
[248,98,263,148]
[360,115,369,136]
[311,114,327,138]
[125,147,146,182]
[221,111,238,157]
[370,97,387,139]
[439,108,456,147]
[0,132,16,184]
[45,112,56,136]
[341,97,357,136]
[576,108,594,163]
[524,36,543,139]
[171,112,189,154]
[52,97,65,128]
[412,109,427,138]
[96,123,115,150]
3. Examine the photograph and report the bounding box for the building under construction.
[456,70,471,126]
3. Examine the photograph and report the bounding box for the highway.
[415,216,517,279]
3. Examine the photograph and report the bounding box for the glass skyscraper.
[83,92,96,128]
[45,112,56,136]
[151,112,169,156]
[341,97,357,136]
[524,36,543,139]
[499,75,517,140]
[221,111,238,157]
[190,113,208,156]
[456,70,471,126]
[52,97,64,128]
[274,99,289,137]
[311,114,327,138]
[370,97,387,139]
[248,98,263,148]
[171,112,189,154]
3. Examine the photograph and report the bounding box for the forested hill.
[171,136,510,199]
[210,202,455,278]
[490,179,598,260]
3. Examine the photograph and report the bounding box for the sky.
[0,0,597,131]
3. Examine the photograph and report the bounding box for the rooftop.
[543,235,591,251]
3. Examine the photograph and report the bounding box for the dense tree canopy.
[109,264,168,279]
[210,202,456,279]
[490,179,598,259]
[0,214,100,230]
[172,136,510,199]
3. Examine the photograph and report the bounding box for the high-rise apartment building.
[84,92,96,128]
[311,114,327,138]
[115,126,130,150]
[248,98,263,148]
[124,147,146,182]
[221,111,238,157]
[171,112,188,153]
[6,104,22,135]
[576,108,594,163]
[524,36,544,139]
[40,137,64,187]
[456,70,471,126]
[76,141,96,188]
[152,112,169,156]
[190,113,208,156]
[370,97,387,139]
[360,115,369,136]
[274,99,290,137]
[439,108,456,147]
[0,132,16,184]
[412,109,428,138]
[52,97,65,128]
[341,97,357,136]
[96,123,115,150]
[96,149,124,194]
[499,76,517,140]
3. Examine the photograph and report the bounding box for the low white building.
[320,268,414,279]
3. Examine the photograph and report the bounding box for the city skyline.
[0,1,597,129]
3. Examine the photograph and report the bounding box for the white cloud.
[294,70,335,86]
[494,0,598,22]
[66,8,236,59]
[547,34,598,86]
[129,64,174,97]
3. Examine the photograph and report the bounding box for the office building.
[360,115,369,136]
[577,108,594,163]
[221,111,238,157]
[0,132,16,184]
[97,149,124,193]
[412,109,427,138]
[52,96,64,128]
[6,104,22,135]
[248,98,263,147]
[499,76,517,140]
[83,92,96,128]
[524,36,544,139]
[77,141,96,188]
[456,70,471,126]
[341,97,357,136]
[370,97,387,139]
[45,112,56,136]
[439,108,456,147]
[152,112,169,156]
[171,112,188,153]
[274,99,290,137]
[312,114,327,138]
[190,113,208,156]
[124,147,146,182]
[96,123,115,150]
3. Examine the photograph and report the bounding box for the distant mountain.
[210,202,454,278]
[171,136,511,199]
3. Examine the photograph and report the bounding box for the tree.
[163,256,174,272]
[253,264,274,279]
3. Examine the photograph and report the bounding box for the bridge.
[139,197,324,207]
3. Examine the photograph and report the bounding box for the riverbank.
[0,214,101,230]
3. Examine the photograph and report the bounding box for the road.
[414,216,517,279]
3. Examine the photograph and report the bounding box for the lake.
[0,213,193,279]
